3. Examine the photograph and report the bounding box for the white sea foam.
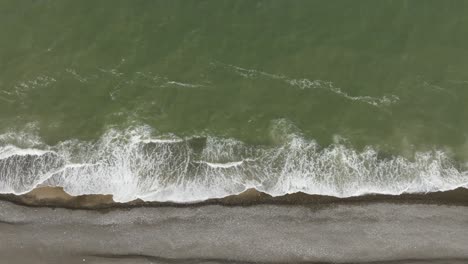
[0,145,52,160]
[0,147,63,194]
[1,124,467,202]
[196,160,244,169]
[141,138,184,144]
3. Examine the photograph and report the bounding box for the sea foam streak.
[0,145,53,160]
[213,62,399,107]
[195,160,244,169]
[0,124,467,202]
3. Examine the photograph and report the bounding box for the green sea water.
[1,1,468,201]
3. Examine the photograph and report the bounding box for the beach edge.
[1,186,468,209]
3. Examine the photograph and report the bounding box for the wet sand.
[2,186,468,208]
[1,188,468,264]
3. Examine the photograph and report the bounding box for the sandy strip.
[1,187,467,263]
[1,198,467,264]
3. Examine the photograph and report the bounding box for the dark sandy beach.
[1,188,468,264]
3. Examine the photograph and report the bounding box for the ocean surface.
[1,0,468,202]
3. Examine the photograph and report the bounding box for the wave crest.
[0,125,467,202]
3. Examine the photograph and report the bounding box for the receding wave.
[0,122,467,202]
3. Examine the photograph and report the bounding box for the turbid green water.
[1,1,468,202]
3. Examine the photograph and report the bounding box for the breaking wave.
[1,122,467,202]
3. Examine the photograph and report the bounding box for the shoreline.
[1,186,467,209]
